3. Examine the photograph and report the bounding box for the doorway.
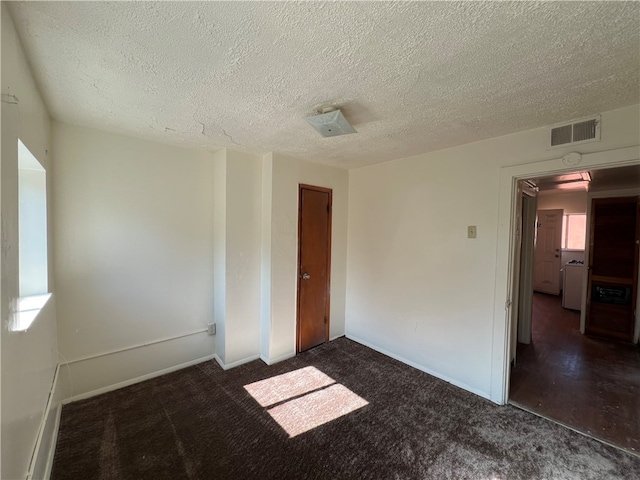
[507,165,640,454]
[296,184,332,353]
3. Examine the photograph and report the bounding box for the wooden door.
[296,185,332,352]
[533,209,563,295]
[585,197,639,341]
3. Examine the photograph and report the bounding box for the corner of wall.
[260,154,274,362]
[213,149,227,361]
[2,6,59,479]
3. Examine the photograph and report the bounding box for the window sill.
[14,293,52,332]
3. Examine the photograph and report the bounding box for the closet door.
[585,197,639,341]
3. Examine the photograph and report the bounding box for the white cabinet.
[562,263,584,311]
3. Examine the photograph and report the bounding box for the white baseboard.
[345,334,492,402]
[63,354,216,405]
[256,336,348,367]
[213,353,260,370]
[259,350,296,366]
[214,354,224,369]
[41,404,62,480]
[59,332,215,400]
[27,364,62,480]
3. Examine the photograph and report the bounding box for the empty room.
[1,2,639,479]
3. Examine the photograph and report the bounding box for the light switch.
[467,226,477,239]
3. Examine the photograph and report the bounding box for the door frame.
[508,181,538,365]
[491,146,640,404]
[517,186,537,346]
[296,184,333,353]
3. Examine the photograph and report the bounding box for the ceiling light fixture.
[304,107,357,138]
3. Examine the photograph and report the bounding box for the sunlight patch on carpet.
[267,384,368,437]
[244,367,368,437]
[244,366,335,407]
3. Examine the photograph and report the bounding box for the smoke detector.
[304,107,357,137]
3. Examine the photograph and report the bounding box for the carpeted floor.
[52,337,640,480]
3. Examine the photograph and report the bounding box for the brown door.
[585,197,639,341]
[296,185,332,352]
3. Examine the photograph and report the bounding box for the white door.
[517,193,537,344]
[509,189,524,364]
[533,209,563,295]
[509,184,538,366]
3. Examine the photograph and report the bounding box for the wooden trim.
[634,200,640,337]
[589,275,633,285]
[584,325,635,342]
[299,183,333,195]
[296,184,333,353]
[585,198,596,328]
[296,187,303,353]
[326,189,333,345]
[588,195,639,205]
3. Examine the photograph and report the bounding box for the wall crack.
[1,93,19,105]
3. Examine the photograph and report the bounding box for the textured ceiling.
[8,1,640,168]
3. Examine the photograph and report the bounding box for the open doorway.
[507,165,640,455]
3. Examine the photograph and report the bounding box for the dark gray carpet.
[52,337,640,479]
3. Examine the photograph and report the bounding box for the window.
[15,140,50,331]
[561,214,587,250]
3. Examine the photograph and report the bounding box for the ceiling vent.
[550,115,600,148]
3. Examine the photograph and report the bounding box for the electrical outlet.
[467,226,477,239]
[207,323,216,335]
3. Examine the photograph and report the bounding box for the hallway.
[509,293,640,455]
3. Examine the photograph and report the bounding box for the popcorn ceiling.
[8,1,639,168]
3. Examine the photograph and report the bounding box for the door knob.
[301,273,311,280]
[555,255,559,258]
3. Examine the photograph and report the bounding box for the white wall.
[51,121,345,394]
[346,104,640,400]
[52,122,216,398]
[213,150,227,362]
[225,150,262,365]
[1,5,59,479]
[213,149,262,367]
[260,154,274,360]
[537,190,587,214]
[262,153,349,363]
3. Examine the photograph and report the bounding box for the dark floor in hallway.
[509,292,640,455]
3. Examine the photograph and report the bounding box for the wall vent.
[550,115,600,148]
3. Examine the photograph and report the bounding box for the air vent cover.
[550,115,600,147]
